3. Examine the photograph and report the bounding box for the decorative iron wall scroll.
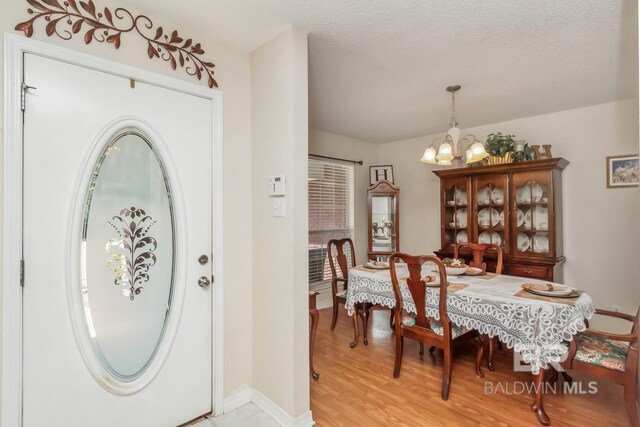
[15,0,218,88]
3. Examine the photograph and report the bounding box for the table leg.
[350,307,359,348]
[487,335,496,372]
[309,307,320,380]
[531,368,550,425]
[361,305,369,346]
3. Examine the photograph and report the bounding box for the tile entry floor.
[193,403,280,427]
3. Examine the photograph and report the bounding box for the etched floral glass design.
[106,207,158,301]
[81,131,175,382]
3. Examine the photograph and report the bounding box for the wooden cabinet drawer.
[505,263,552,280]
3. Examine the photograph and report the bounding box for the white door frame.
[2,33,225,426]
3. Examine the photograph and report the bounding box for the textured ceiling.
[127,0,638,143]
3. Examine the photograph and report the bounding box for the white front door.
[22,53,213,426]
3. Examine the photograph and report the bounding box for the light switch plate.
[272,198,286,217]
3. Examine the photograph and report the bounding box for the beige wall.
[0,0,254,403]
[314,99,640,330]
[251,27,310,418]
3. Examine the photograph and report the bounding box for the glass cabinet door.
[368,179,400,260]
[442,177,469,248]
[472,174,509,253]
[511,171,552,255]
[371,195,397,253]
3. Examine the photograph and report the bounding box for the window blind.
[308,158,355,286]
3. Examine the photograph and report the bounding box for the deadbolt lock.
[198,254,209,265]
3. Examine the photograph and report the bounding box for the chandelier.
[420,85,488,167]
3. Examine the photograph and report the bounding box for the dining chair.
[561,306,639,427]
[453,242,503,274]
[389,252,484,400]
[454,242,503,370]
[327,238,375,346]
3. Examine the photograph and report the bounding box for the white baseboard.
[222,387,315,426]
[222,386,253,413]
[291,410,315,427]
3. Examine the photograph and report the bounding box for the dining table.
[345,262,595,426]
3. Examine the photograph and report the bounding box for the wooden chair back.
[454,242,503,274]
[389,253,450,333]
[327,238,356,282]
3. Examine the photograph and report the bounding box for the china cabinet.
[368,180,400,260]
[434,158,568,281]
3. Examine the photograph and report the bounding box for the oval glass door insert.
[81,131,175,383]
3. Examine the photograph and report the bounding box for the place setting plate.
[464,266,486,276]
[521,283,579,298]
[364,261,389,270]
[421,273,455,287]
[422,273,443,287]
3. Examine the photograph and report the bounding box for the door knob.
[198,276,211,288]
[198,255,209,265]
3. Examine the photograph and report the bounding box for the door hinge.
[20,259,24,287]
[21,83,37,112]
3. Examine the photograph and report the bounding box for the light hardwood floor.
[310,307,631,426]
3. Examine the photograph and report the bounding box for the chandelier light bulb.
[420,146,437,164]
[436,142,454,162]
[466,141,490,164]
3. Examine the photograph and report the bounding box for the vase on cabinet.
[487,152,513,165]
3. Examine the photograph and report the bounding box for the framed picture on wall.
[606,154,639,188]
[370,165,394,184]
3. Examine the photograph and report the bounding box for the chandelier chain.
[450,90,458,128]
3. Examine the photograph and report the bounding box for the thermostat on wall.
[269,175,286,196]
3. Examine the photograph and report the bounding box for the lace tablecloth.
[346,264,595,374]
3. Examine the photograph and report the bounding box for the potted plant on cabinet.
[485,133,515,164]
